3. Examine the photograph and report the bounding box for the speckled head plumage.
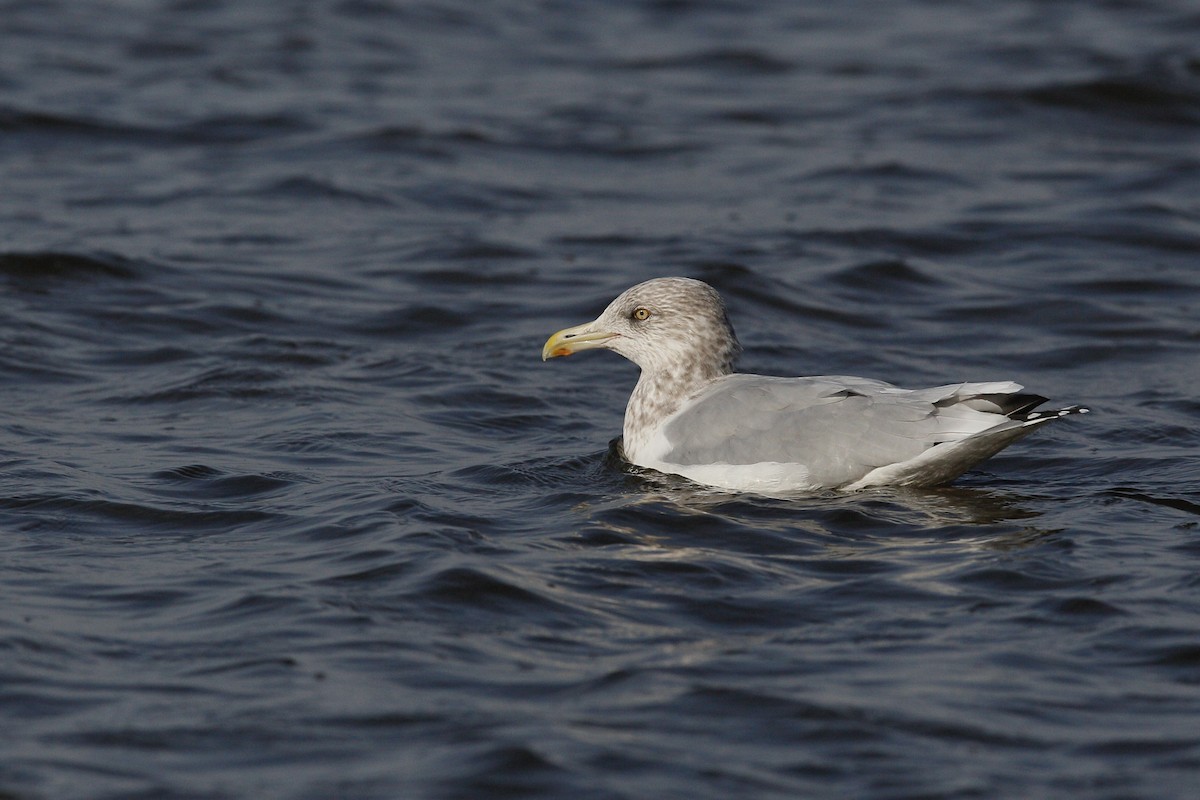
[541,277,741,379]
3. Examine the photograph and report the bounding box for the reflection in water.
[604,438,1051,532]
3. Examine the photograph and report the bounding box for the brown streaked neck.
[622,360,731,460]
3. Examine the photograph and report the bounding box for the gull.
[542,277,1086,494]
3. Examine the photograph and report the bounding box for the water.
[2,1,1199,798]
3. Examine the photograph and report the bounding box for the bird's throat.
[622,366,722,461]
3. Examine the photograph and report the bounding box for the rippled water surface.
[3,1,1200,798]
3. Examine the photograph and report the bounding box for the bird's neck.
[622,363,727,461]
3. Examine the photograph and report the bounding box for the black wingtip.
[1019,404,1090,423]
[1001,393,1050,417]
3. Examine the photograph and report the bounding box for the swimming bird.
[542,277,1086,494]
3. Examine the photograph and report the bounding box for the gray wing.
[659,374,1028,486]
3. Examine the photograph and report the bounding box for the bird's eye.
[632,307,651,321]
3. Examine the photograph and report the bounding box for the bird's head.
[541,277,740,378]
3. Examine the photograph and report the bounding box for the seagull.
[542,277,1086,494]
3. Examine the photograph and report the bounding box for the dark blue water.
[3,1,1199,798]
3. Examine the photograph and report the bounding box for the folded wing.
[657,374,1052,488]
